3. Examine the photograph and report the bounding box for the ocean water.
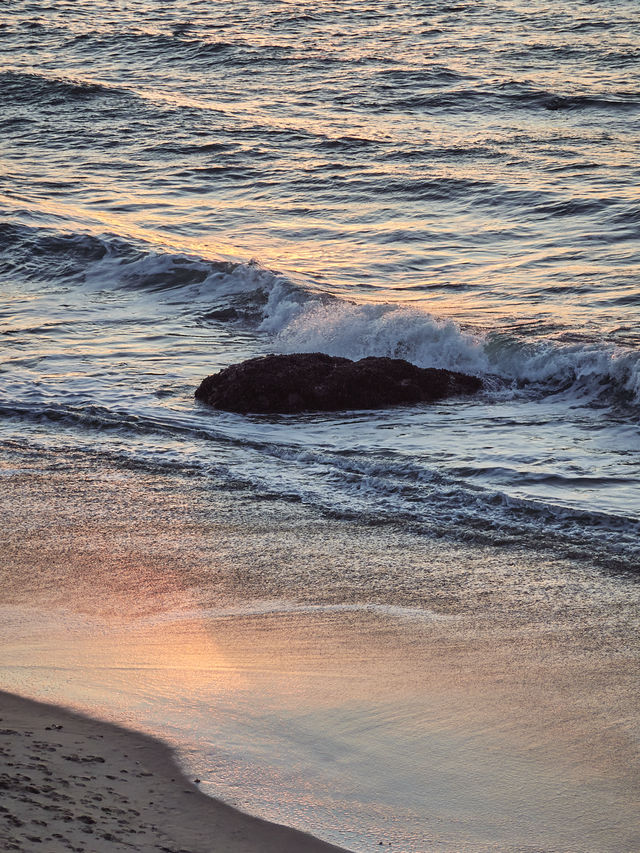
[1,1,639,851]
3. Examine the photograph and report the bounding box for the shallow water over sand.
[4,606,640,852]
[1,452,639,852]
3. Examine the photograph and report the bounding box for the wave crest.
[265,297,489,375]
[4,222,638,408]
[259,288,640,406]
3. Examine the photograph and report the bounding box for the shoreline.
[0,689,350,853]
[1,456,639,851]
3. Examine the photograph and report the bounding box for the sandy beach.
[0,690,349,853]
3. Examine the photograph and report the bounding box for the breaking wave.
[3,222,639,409]
[262,292,640,407]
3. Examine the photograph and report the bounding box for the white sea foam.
[257,284,640,405]
[264,296,489,374]
[136,600,450,626]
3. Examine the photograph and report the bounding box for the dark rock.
[195,352,482,414]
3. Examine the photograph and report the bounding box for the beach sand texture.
[0,690,348,853]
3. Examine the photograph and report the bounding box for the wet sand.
[0,690,348,853]
[1,454,639,851]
